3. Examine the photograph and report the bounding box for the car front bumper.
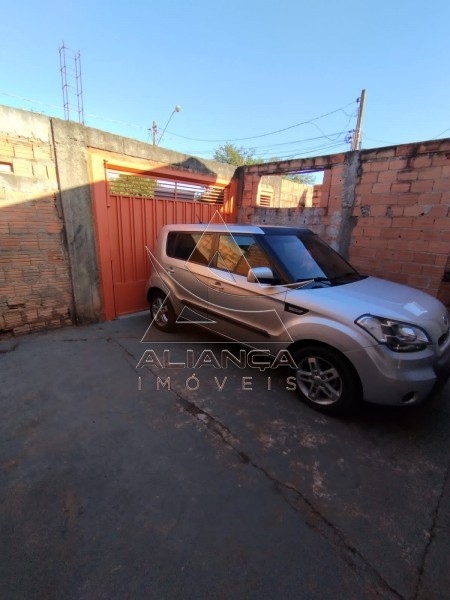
[346,340,450,406]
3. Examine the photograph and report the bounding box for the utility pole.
[352,89,366,150]
[152,121,158,146]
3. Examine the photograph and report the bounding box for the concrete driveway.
[1,313,449,599]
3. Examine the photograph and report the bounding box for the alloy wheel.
[296,355,343,405]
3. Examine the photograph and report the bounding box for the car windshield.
[263,234,361,284]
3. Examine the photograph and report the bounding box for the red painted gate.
[107,193,227,316]
[91,154,237,321]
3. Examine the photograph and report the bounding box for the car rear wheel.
[149,291,176,332]
[292,345,361,415]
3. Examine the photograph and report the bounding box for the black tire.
[149,291,176,332]
[292,344,361,415]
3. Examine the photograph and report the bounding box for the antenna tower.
[59,42,85,124]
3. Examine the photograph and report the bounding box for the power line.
[164,101,358,143]
[0,91,355,154]
[0,91,149,131]
[246,137,348,157]
[432,127,450,139]
[170,117,355,156]
[362,135,394,144]
[0,91,65,113]
[245,131,349,151]
[0,91,355,143]
[277,141,348,159]
[191,138,348,162]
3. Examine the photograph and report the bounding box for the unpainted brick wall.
[278,179,313,208]
[242,205,339,245]
[349,141,450,299]
[239,155,347,250]
[0,131,73,336]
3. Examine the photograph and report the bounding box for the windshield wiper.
[295,277,333,284]
[329,272,362,281]
[295,273,362,286]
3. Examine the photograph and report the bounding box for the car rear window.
[166,232,213,265]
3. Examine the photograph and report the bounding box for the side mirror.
[247,266,276,284]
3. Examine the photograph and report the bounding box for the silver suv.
[146,223,450,414]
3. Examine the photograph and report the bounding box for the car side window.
[167,232,213,265]
[217,235,272,276]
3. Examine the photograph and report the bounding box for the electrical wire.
[362,135,394,144]
[431,127,450,139]
[0,91,65,113]
[241,131,346,150]
[164,103,357,157]
[164,101,358,143]
[278,141,348,160]
[191,138,349,162]
[0,91,149,131]
[177,122,353,157]
[0,91,355,140]
[0,90,355,155]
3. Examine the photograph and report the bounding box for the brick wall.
[349,141,450,298]
[1,104,238,334]
[1,103,449,339]
[237,143,450,306]
[0,112,73,336]
[242,205,330,238]
[251,176,314,208]
[239,154,347,250]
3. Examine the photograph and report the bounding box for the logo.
[136,211,304,394]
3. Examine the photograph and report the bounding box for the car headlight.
[356,315,431,352]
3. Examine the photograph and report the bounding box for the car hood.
[286,276,449,344]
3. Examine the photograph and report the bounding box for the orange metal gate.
[90,152,237,321]
[107,194,227,316]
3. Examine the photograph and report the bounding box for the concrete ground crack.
[105,337,144,370]
[171,387,404,599]
[412,459,450,600]
[108,341,240,447]
[240,451,404,599]
[174,394,240,447]
[109,350,403,597]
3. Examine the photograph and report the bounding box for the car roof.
[259,226,314,235]
[160,223,313,235]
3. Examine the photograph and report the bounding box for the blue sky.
[2,0,449,161]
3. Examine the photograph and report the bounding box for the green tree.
[285,172,317,186]
[213,143,317,184]
[213,143,260,166]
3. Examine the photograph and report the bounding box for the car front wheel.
[292,345,361,415]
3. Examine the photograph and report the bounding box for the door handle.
[166,267,175,274]
[212,280,224,289]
